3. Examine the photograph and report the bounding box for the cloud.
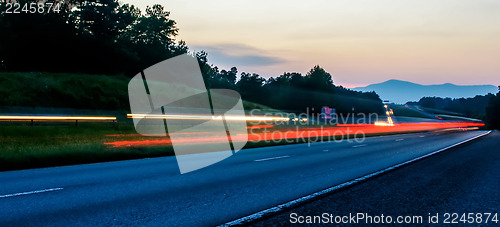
[191,43,287,67]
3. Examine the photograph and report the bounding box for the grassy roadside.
[0,72,131,110]
[0,123,439,172]
[0,72,282,114]
[0,125,173,171]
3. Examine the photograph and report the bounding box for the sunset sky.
[126,0,500,88]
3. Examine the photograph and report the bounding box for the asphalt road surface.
[0,130,491,226]
[257,130,500,226]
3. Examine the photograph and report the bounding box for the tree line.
[485,87,500,130]
[0,0,187,75]
[196,52,383,114]
[1,0,383,114]
[407,95,494,119]
[407,90,500,130]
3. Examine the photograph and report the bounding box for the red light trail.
[104,122,484,148]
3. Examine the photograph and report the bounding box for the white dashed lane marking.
[254,156,290,162]
[0,188,64,199]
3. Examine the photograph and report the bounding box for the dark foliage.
[0,0,187,76]
[0,0,383,114]
[485,87,500,130]
[198,56,383,114]
[407,94,495,120]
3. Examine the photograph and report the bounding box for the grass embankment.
[390,105,431,119]
[0,125,176,171]
[0,72,130,110]
[0,72,282,171]
[0,72,274,112]
[0,121,447,172]
[0,72,132,170]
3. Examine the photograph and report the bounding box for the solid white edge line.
[254,156,290,162]
[220,130,491,226]
[0,187,64,199]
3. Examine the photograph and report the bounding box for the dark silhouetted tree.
[412,94,495,119]
[304,65,334,91]
[0,0,186,75]
[486,86,500,130]
[236,72,266,103]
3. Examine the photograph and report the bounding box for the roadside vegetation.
[0,122,442,171]
[0,72,130,110]
[485,87,500,130]
[0,0,384,115]
[406,88,500,129]
[390,105,432,119]
[407,94,495,120]
[0,124,173,171]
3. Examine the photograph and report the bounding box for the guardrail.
[0,115,117,127]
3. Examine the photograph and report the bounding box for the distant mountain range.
[353,79,498,104]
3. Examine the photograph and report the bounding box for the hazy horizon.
[125,0,500,88]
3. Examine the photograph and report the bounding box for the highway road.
[0,130,491,226]
[258,130,500,226]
